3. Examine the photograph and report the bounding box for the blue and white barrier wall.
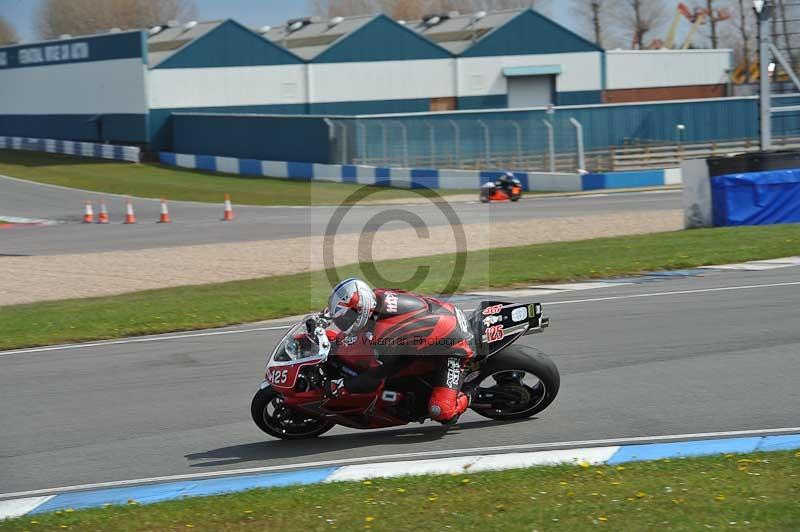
[0,136,140,163]
[682,157,800,228]
[160,152,682,192]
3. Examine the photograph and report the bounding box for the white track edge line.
[2,280,799,357]
[1,426,798,500]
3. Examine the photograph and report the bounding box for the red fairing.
[335,333,381,372]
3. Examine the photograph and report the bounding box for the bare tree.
[612,0,669,49]
[569,0,617,47]
[310,0,549,20]
[36,0,197,39]
[719,0,755,81]
[0,16,18,44]
[776,0,797,72]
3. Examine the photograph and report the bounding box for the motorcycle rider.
[497,171,516,195]
[326,278,473,423]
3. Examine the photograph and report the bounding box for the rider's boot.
[428,357,471,424]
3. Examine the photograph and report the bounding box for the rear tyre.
[469,346,559,420]
[479,193,490,203]
[251,386,334,440]
[510,194,521,202]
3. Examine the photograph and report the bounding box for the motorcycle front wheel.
[251,386,335,440]
[469,346,560,421]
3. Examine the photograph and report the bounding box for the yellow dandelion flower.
[244,510,253,514]
[362,480,372,485]
[428,496,438,502]
[462,478,471,484]
[578,460,590,468]
[64,509,74,513]
[559,481,569,486]
[397,488,406,493]
[616,466,625,471]
[611,481,620,486]
[365,517,375,523]
[715,495,726,502]
[598,516,608,522]
[635,491,647,498]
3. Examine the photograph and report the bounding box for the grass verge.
[0,150,469,206]
[1,451,798,531]
[1,224,799,350]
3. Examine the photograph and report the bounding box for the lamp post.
[676,123,686,144]
[754,0,772,150]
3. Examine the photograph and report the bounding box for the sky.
[1,0,687,44]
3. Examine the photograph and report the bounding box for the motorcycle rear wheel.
[469,346,559,421]
[251,386,335,440]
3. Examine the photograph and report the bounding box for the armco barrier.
[0,136,140,163]
[160,152,682,192]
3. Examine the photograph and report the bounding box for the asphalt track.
[0,174,682,255]
[1,266,798,496]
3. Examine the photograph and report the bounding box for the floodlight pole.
[755,0,773,150]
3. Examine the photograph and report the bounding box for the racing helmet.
[328,278,377,335]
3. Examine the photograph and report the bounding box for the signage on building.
[0,31,144,70]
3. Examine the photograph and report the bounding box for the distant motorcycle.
[480,178,522,203]
[251,300,558,440]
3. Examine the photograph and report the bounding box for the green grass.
[1,224,798,350]
[0,150,469,206]
[1,451,798,531]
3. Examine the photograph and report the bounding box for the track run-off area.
[1,266,798,497]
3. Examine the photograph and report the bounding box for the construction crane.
[660,2,730,50]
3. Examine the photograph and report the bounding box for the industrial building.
[0,7,733,151]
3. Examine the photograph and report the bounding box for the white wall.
[310,59,454,103]
[0,58,148,114]
[148,65,307,109]
[457,52,603,97]
[606,50,732,90]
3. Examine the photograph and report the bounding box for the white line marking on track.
[544,281,800,307]
[1,426,797,500]
[2,280,798,358]
[0,325,293,357]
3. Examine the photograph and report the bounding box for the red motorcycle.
[251,300,558,440]
[480,179,522,203]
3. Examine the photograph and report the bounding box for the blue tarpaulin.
[711,168,800,226]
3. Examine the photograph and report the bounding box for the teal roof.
[313,14,452,63]
[462,9,604,57]
[152,19,302,69]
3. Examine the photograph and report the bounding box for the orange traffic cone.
[158,198,171,223]
[124,200,137,224]
[222,194,234,221]
[97,200,110,224]
[82,201,94,223]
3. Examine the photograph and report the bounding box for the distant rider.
[326,278,473,423]
[497,171,516,195]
